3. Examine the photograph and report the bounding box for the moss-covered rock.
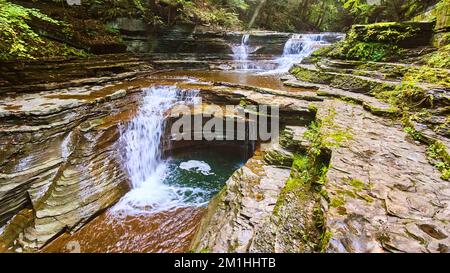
[264,145,294,167]
[323,22,435,62]
[350,22,435,47]
[289,65,333,84]
[291,64,398,95]
[423,44,450,68]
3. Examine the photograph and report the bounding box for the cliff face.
[0,56,157,251]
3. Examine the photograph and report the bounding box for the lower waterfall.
[112,86,206,216]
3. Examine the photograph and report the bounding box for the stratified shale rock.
[0,79,145,250]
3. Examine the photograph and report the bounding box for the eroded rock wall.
[0,77,147,251]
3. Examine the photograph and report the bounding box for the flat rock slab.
[316,87,399,117]
[319,100,449,253]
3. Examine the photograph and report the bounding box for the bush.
[0,0,61,60]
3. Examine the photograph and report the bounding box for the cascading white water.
[121,86,178,189]
[273,33,333,73]
[231,34,251,70]
[112,86,207,216]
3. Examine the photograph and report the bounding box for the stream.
[42,32,341,253]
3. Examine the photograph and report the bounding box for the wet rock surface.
[0,74,149,250]
[319,100,449,253]
[191,81,449,253]
[0,40,449,252]
[190,56,449,253]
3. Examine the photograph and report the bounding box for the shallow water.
[154,70,307,92]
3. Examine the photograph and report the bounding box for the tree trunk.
[248,0,267,29]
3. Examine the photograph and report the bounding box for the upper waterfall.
[231,34,251,70]
[273,33,341,73]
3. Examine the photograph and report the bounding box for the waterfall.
[272,33,330,73]
[112,86,205,216]
[231,34,251,70]
[120,86,179,189]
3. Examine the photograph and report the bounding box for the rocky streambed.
[0,29,449,253]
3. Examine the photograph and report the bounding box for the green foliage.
[427,141,450,181]
[0,0,59,60]
[339,0,373,23]
[0,0,87,60]
[91,0,244,28]
[242,0,350,32]
[339,0,438,24]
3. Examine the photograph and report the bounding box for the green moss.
[323,21,435,62]
[290,66,333,84]
[306,108,353,150]
[427,141,450,181]
[327,33,402,62]
[402,115,449,181]
[199,248,211,253]
[308,103,318,114]
[330,196,345,208]
[264,149,294,167]
[362,103,400,117]
[350,22,424,44]
[404,126,424,141]
[403,66,450,88]
[348,178,366,190]
[343,42,402,62]
[319,230,332,252]
[376,80,434,109]
[273,107,356,250]
[424,44,450,69]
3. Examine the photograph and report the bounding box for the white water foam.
[231,34,263,70]
[111,86,208,216]
[253,33,344,74]
[271,33,333,73]
[231,34,250,70]
[180,160,213,176]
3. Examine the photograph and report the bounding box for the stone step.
[152,60,210,70]
[290,64,399,94]
[283,76,400,117]
[0,70,154,94]
[319,58,450,83]
[410,120,450,157]
[283,80,321,90]
[0,55,154,90]
[263,143,294,167]
[316,88,400,117]
[215,81,322,102]
[280,126,311,152]
[290,64,449,107]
